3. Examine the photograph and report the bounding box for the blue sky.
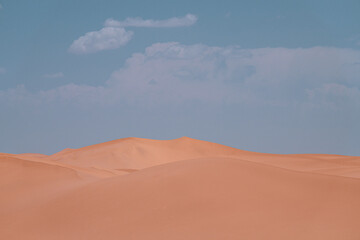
[0,0,360,155]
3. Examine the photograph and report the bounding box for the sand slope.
[1,137,360,239]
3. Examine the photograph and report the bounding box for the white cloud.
[68,27,133,54]
[0,3,2,9]
[104,14,197,28]
[43,72,64,79]
[0,67,5,74]
[69,14,197,54]
[3,43,360,108]
[104,44,360,106]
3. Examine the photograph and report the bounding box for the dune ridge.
[1,137,360,239]
[43,137,360,178]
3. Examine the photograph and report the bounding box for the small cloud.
[0,3,3,9]
[0,67,6,74]
[104,14,198,28]
[43,72,64,79]
[68,27,133,54]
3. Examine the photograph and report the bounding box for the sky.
[0,0,360,155]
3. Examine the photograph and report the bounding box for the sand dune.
[1,137,360,239]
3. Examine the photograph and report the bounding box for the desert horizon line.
[3,136,357,157]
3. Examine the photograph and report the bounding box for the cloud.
[104,14,198,28]
[104,44,360,107]
[68,27,133,54]
[4,43,360,109]
[0,3,2,9]
[43,72,64,79]
[0,67,5,74]
[69,14,197,54]
[3,43,360,155]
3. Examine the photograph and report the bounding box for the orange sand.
[1,137,360,239]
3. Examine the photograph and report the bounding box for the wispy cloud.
[0,3,3,9]
[68,27,133,54]
[104,14,198,28]
[69,14,197,54]
[43,72,64,79]
[0,67,6,74]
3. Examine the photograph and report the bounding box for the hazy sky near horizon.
[1,0,360,155]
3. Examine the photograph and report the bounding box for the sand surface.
[1,137,360,239]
